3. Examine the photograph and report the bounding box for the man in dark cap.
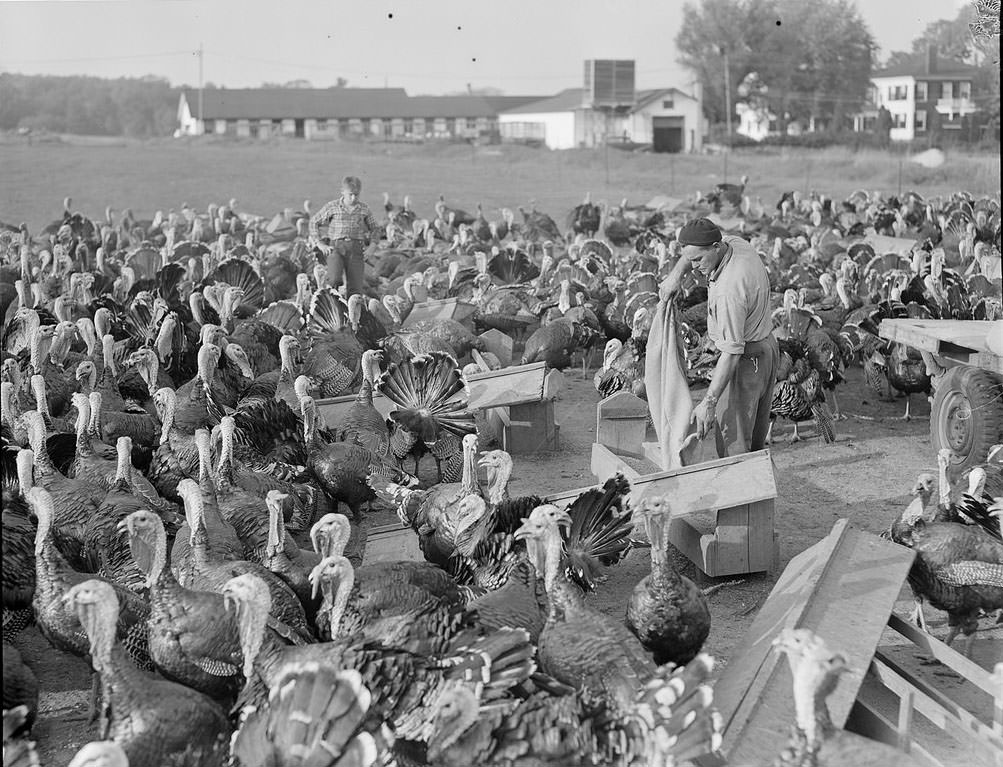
[659,217,778,457]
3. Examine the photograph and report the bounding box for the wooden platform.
[698,519,916,766]
[878,319,1003,374]
[865,233,920,255]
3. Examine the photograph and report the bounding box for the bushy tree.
[676,0,875,131]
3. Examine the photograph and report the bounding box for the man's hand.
[659,274,681,302]
[690,397,717,440]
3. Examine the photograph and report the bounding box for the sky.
[0,0,972,96]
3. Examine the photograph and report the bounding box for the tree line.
[0,75,347,138]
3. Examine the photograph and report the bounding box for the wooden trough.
[401,297,477,329]
[466,361,564,454]
[698,519,916,766]
[315,391,396,429]
[579,392,779,577]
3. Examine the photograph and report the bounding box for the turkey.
[230,664,395,767]
[567,192,602,238]
[625,496,710,666]
[769,338,836,444]
[63,578,232,766]
[889,499,1003,656]
[772,628,923,766]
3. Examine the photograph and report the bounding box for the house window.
[892,112,907,128]
[914,110,927,131]
[466,117,477,130]
[662,98,674,109]
[889,85,908,101]
[959,81,971,100]
[915,81,927,101]
[942,82,953,100]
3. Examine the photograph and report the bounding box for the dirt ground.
[16,364,1003,766]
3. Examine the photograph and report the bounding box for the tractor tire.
[931,365,1003,475]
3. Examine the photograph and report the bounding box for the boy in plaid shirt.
[308,175,379,297]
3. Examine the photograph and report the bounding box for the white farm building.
[498,86,704,153]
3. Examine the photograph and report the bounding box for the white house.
[736,102,775,141]
[497,87,704,152]
[854,46,980,141]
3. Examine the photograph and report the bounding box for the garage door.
[652,116,684,153]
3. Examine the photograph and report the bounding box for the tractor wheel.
[931,365,1003,475]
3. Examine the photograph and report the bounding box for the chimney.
[926,45,937,75]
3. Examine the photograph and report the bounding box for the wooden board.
[362,523,423,565]
[596,392,650,459]
[878,319,1003,374]
[478,329,514,367]
[581,445,775,513]
[316,392,395,428]
[466,362,548,410]
[699,520,916,767]
[865,233,920,254]
[402,298,476,329]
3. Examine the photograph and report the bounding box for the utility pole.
[198,43,204,135]
[722,46,732,150]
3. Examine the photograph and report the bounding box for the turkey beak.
[222,589,234,614]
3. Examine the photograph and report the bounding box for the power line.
[2,51,194,65]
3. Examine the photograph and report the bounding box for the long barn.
[175,88,538,141]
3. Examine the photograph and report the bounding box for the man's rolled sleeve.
[711,296,748,355]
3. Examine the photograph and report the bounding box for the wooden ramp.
[699,519,915,766]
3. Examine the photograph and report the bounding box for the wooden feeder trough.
[466,361,564,454]
[315,392,396,431]
[698,519,917,766]
[578,392,779,578]
[401,297,477,330]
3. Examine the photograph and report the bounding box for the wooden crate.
[846,613,1003,767]
[402,298,477,330]
[585,443,778,577]
[697,520,916,767]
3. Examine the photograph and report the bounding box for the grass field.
[2,134,1000,230]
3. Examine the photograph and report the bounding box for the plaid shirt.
[309,198,379,243]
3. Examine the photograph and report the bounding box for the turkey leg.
[788,422,802,444]
[898,395,913,421]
